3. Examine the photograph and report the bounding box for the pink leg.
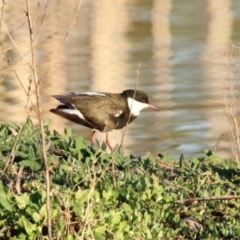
[105,132,112,150]
[90,131,96,143]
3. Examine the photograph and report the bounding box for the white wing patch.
[69,92,106,96]
[115,111,123,117]
[60,109,86,120]
[127,98,149,116]
[81,92,106,96]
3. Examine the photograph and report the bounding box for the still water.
[1,0,240,158]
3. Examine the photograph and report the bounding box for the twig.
[110,64,140,186]
[119,63,141,149]
[0,0,6,38]
[35,1,49,43]
[3,1,83,237]
[1,20,31,66]
[175,194,240,203]
[1,122,24,176]
[38,0,83,84]
[25,0,52,238]
[2,46,37,112]
[16,165,24,195]
[0,226,10,235]
[110,64,141,187]
[212,133,224,153]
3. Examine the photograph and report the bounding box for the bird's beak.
[148,103,159,111]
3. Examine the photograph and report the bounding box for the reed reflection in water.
[1,0,240,158]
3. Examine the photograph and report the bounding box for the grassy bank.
[0,119,240,239]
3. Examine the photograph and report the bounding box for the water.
[1,0,240,158]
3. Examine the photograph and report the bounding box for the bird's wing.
[53,93,127,131]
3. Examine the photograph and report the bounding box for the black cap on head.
[122,89,149,104]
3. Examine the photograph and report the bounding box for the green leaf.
[204,149,213,156]
[0,197,13,212]
[122,203,131,212]
[0,181,8,198]
[94,190,100,202]
[203,190,209,197]
[0,218,7,227]
[179,154,185,167]
[75,189,82,200]
[75,135,86,151]
[235,226,240,235]
[53,208,59,218]
[19,160,41,171]
[144,212,152,224]
[111,211,121,224]
[115,231,124,240]
[64,128,72,143]
[118,221,128,231]
[15,193,29,209]
[18,215,36,235]
[60,164,71,172]
[191,158,199,169]
[39,203,47,217]
[163,193,177,203]
[27,145,35,159]
[43,119,51,128]
[75,189,90,203]
[20,118,33,138]
[93,232,105,240]
[7,122,21,133]
[215,187,221,196]
[66,235,74,240]
[95,225,106,234]
[32,212,42,223]
[15,151,28,159]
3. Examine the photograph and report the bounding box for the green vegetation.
[0,119,240,239]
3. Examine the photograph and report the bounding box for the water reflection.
[1,0,240,158]
[201,0,233,157]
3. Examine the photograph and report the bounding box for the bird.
[50,89,159,150]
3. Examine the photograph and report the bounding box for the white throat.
[127,97,149,116]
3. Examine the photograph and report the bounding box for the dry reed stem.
[80,157,97,239]
[1,0,83,238]
[38,0,82,84]
[212,133,224,153]
[108,63,141,187]
[0,1,6,62]
[223,45,240,165]
[102,64,142,193]
[80,149,115,238]
[0,20,37,115]
[119,63,141,149]
[1,0,112,238]
[1,21,32,66]
[175,194,240,203]
[25,0,52,238]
